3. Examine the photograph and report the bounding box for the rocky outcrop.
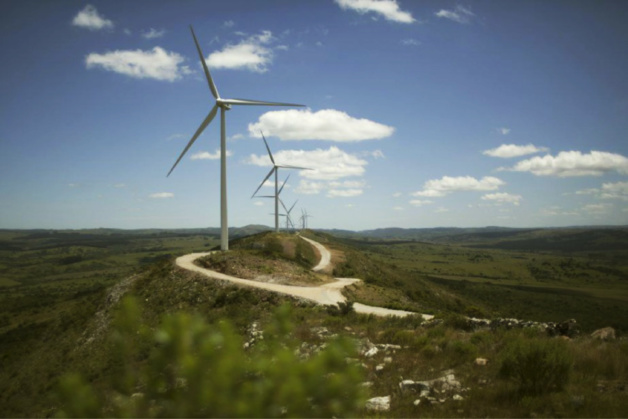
[365,396,390,411]
[591,327,616,340]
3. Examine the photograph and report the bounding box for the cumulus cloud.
[190,149,233,160]
[484,143,548,158]
[248,147,372,198]
[295,180,325,195]
[142,28,165,39]
[508,151,628,177]
[481,192,522,206]
[497,127,511,135]
[150,192,174,199]
[435,5,474,23]
[247,146,368,180]
[86,47,192,81]
[206,31,274,72]
[248,109,394,142]
[335,0,415,23]
[575,181,628,201]
[72,5,113,30]
[412,176,505,197]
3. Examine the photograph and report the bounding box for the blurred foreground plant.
[56,298,365,418]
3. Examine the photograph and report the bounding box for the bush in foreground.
[499,335,573,395]
[56,298,365,418]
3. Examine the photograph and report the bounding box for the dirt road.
[175,237,432,319]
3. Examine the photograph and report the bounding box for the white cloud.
[150,192,174,199]
[223,20,235,28]
[481,192,522,206]
[540,206,579,217]
[401,38,420,46]
[113,183,126,188]
[253,201,264,206]
[295,180,325,195]
[575,181,628,201]
[72,5,113,30]
[483,144,548,158]
[370,150,385,159]
[497,127,511,135]
[86,47,192,81]
[509,151,628,177]
[142,28,166,39]
[190,149,233,160]
[228,133,245,141]
[409,199,433,207]
[247,146,368,181]
[206,31,274,72]
[434,207,450,213]
[393,192,402,198]
[393,206,404,211]
[327,189,363,198]
[335,0,416,23]
[249,109,394,142]
[412,176,505,197]
[435,5,474,23]
[582,203,612,214]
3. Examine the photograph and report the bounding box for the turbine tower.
[168,26,305,251]
[251,132,310,232]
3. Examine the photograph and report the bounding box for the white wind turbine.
[168,26,305,251]
[280,199,298,232]
[251,132,310,232]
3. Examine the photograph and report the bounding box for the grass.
[1,227,628,417]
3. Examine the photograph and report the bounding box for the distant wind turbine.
[251,132,310,232]
[280,199,298,232]
[301,208,313,230]
[167,26,305,251]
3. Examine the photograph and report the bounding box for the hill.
[1,227,627,417]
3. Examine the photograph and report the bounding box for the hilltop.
[1,227,627,417]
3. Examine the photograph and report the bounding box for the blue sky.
[1,0,627,230]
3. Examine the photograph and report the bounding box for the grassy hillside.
[1,227,627,417]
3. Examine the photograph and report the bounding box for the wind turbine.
[280,199,298,232]
[167,26,305,251]
[251,132,310,232]
[300,208,313,230]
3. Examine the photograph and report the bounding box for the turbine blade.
[222,98,305,107]
[277,165,312,170]
[167,105,218,176]
[251,167,275,198]
[279,198,289,213]
[288,200,298,214]
[261,131,275,165]
[190,25,219,99]
[277,174,290,195]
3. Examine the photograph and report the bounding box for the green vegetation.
[56,298,366,418]
[499,335,573,395]
[1,227,627,417]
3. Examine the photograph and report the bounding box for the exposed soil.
[196,251,332,286]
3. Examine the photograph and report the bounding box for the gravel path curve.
[175,237,433,319]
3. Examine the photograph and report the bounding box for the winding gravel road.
[175,236,432,319]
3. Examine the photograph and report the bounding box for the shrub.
[326,301,355,317]
[499,336,573,395]
[55,298,366,417]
